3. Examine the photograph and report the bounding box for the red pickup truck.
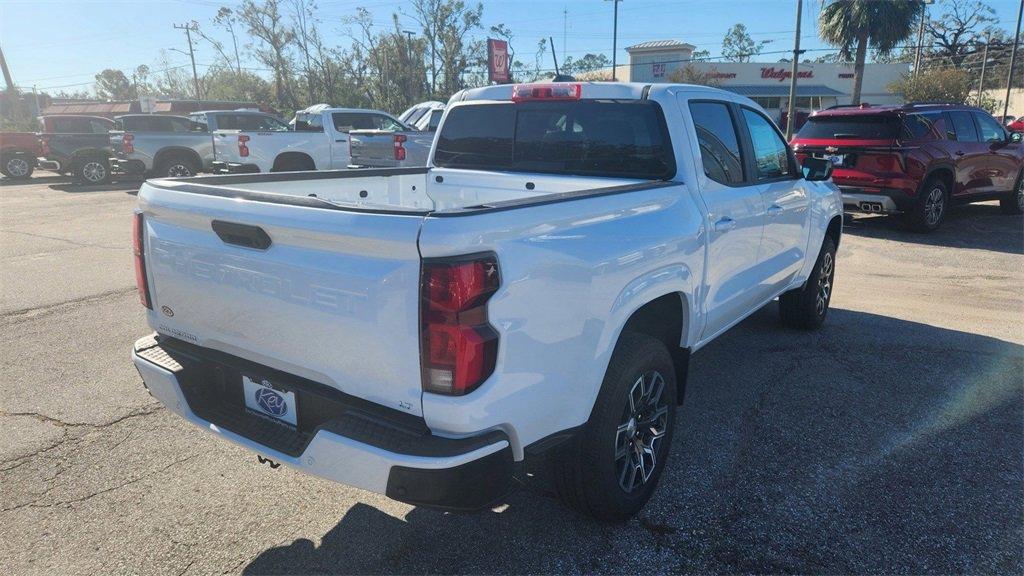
[0,131,41,179]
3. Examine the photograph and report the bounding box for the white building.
[624,40,910,124]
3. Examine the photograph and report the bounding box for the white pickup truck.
[131,82,842,521]
[210,104,407,174]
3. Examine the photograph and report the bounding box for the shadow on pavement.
[0,174,68,186]
[242,307,1023,575]
[48,180,144,194]
[843,202,1023,255]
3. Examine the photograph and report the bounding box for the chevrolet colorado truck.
[131,82,842,521]
[210,104,407,173]
[349,101,445,168]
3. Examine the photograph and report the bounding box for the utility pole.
[913,3,928,77]
[563,7,568,66]
[978,32,991,107]
[403,30,416,62]
[607,0,622,81]
[173,23,201,102]
[785,0,804,140]
[1003,0,1023,122]
[0,42,15,93]
[550,36,561,77]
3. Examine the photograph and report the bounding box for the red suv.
[792,103,1024,231]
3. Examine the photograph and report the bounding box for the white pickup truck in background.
[349,101,445,168]
[131,82,842,521]
[210,104,408,173]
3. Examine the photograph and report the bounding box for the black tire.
[552,332,676,522]
[999,172,1024,215]
[779,235,837,330]
[1,155,34,179]
[155,155,199,178]
[73,156,111,185]
[903,176,949,232]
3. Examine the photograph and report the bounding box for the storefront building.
[625,40,911,125]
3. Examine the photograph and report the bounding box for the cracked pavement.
[1,175,1021,574]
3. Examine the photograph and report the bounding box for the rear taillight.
[238,134,250,157]
[133,212,152,309]
[122,133,134,154]
[394,134,407,161]
[420,255,500,395]
[511,82,582,102]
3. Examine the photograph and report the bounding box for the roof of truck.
[454,81,750,104]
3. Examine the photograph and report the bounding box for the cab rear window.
[434,100,675,179]
[797,115,899,140]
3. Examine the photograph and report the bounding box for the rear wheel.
[999,173,1024,215]
[903,177,949,232]
[552,332,676,522]
[156,155,199,178]
[779,235,837,330]
[1,155,33,179]
[271,155,315,172]
[74,157,110,185]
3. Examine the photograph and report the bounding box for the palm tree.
[819,0,925,104]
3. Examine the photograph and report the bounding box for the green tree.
[721,23,767,62]
[819,0,924,104]
[238,0,298,110]
[94,69,135,100]
[888,67,972,103]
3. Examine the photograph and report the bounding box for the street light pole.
[785,0,803,140]
[1002,0,1023,121]
[607,0,622,81]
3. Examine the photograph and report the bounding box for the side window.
[371,114,404,131]
[741,107,792,180]
[425,109,444,132]
[331,113,361,132]
[949,111,979,142]
[974,112,1006,143]
[688,101,744,185]
[901,112,944,141]
[89,119,111,134]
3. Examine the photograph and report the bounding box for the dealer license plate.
[242,375,297,427]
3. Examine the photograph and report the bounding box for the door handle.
[713,217,737,232]
[767,204,784,216]
[955,150,965,156]
[335,139,345,143]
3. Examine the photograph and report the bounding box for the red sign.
[488,39,510,83]
[760,66,814,82]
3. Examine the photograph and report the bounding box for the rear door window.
[332,113,405,132]
[434,100,675,179]
[89,119,111,134]
[293,113,324,132]
[949,111,979,142]
[51,117,91,133]
[688,101,744,184]
[797,115,899,140]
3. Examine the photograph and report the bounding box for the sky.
[1,0,1022,94]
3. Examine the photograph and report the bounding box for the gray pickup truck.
[111,110,288,177]
[348,101,444,168]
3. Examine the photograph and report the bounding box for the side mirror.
[1011,132,1022,143]
[802,157,833,181]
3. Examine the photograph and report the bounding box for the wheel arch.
[154,146,202,170]
[923,164,956,194]
[615,291,691,405]
[272,151,317,172]
[825,214,842,249]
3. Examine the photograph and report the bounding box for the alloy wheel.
[167,163,193,177]
[1017,178,1024,211]
[816,251,834,316]
[924,187,945,226]
[614,370,669,493]
[6,157,30,177]
[82,161,107,183]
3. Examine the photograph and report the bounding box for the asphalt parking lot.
[1,174,1021,575]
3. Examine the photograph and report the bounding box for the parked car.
[349,101,445,168]
[397,100,445,124]
[211,104,407,173]
[0,131,42,179]
[792,102,1024,231]
[131,82,842,521]
[1006,117,1024,133]
[32,115,117,183]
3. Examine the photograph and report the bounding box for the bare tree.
[927,0,998,67]
[238,0,298,109]
[213,8,244,75]
[407,0,483,98]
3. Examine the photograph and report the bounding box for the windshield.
[797,115,899,140]
[434,100,675,180]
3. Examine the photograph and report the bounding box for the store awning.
[723,85,845,97]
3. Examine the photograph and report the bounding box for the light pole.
[606,0,622,81]
[785,0,804,140]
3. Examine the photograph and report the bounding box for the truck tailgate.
[349,131,399,167]
[138,181,427,416]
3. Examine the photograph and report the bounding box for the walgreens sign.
[761,67,814,82]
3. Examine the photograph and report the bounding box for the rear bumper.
[132,334,515,510]
[839,186,915,213]
[211,161,260,174]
